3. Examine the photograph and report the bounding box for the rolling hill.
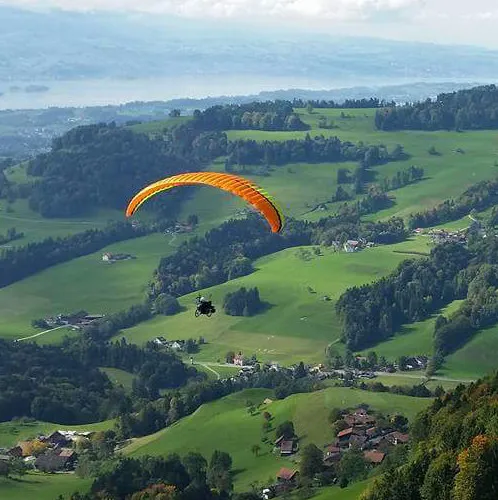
[124,387,431,492]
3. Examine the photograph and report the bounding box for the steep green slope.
[125,387,430,492]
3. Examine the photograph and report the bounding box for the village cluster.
[0,430,92,473]
[263,406,409,498]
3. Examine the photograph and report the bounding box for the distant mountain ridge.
[2,6,498,82]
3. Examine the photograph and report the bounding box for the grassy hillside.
[0,197,120,246]
[118,243,412,365]
[358,300,464,361]
[440,323,498,379]
[0,233,176,339]
[309,479,374,500]
[0,473,91,500]
[124,387,430,492]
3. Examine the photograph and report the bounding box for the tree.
[251,444,261,457]
[306,103,314,114]
[420,452,456,500]
[275,421,295,439]
[263,411,271,421]
[338,446,367,482]
[187,214,198,227]
[391,414,408,431]
[154,293,181,316]
[182,452,207,484]
[225,351,235,363]
[294,362,306,378]
[367,351,378,368]
[207,450,233,493]
[169,109,181,117]
[453,435,498,500]
[300,443,323,478]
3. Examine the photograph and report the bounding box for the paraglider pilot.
[195,295,216,317]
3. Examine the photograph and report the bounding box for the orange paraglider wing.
[125,172,284,233]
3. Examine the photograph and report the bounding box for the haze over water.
[0,75,481,110]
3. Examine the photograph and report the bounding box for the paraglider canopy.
[125,171,284,233]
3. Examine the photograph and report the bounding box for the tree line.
[375,84,498,131]
[0,221,149,288]
[361,371,498,500]
[408,176,498,229]
[292,97,392,109]
[224,135,398,169]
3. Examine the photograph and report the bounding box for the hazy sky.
[2,0,498,48]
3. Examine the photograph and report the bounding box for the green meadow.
[359,300,464,361]
[0,197,119,246]
[125,387,430,492]
[99,367,136,391]
[0,233,177,339]
[440,323,498,379]
[0,473,91,500]
[118,244,410,365]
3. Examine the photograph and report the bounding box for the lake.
[0,75,472,110]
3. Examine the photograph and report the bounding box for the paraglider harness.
[195,295,216,317]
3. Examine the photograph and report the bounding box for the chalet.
[153,336,168,347]
[7,446,23,458]
[35,449,77,472]
[337,427,354,448]
[364,450,385,464]
[280,440,296,456]
[276,467,299,484]
[46,431,69,447]
[263,398,273,405]
[233,352,244,366]
[164,340,185,351]
[366,427,379,438]
[324,445,342,464]
[0,454,9,463]
[386,432,410,445]
[349,434,368,449]
[344,240,360,253]
[18,441,33,457]
[102,252,135,263]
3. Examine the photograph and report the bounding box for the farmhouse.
[102,252,135,263]
[233,352,244,366]
[344,240,360,252]
[276,467,299,484]
[364,450,386,464]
